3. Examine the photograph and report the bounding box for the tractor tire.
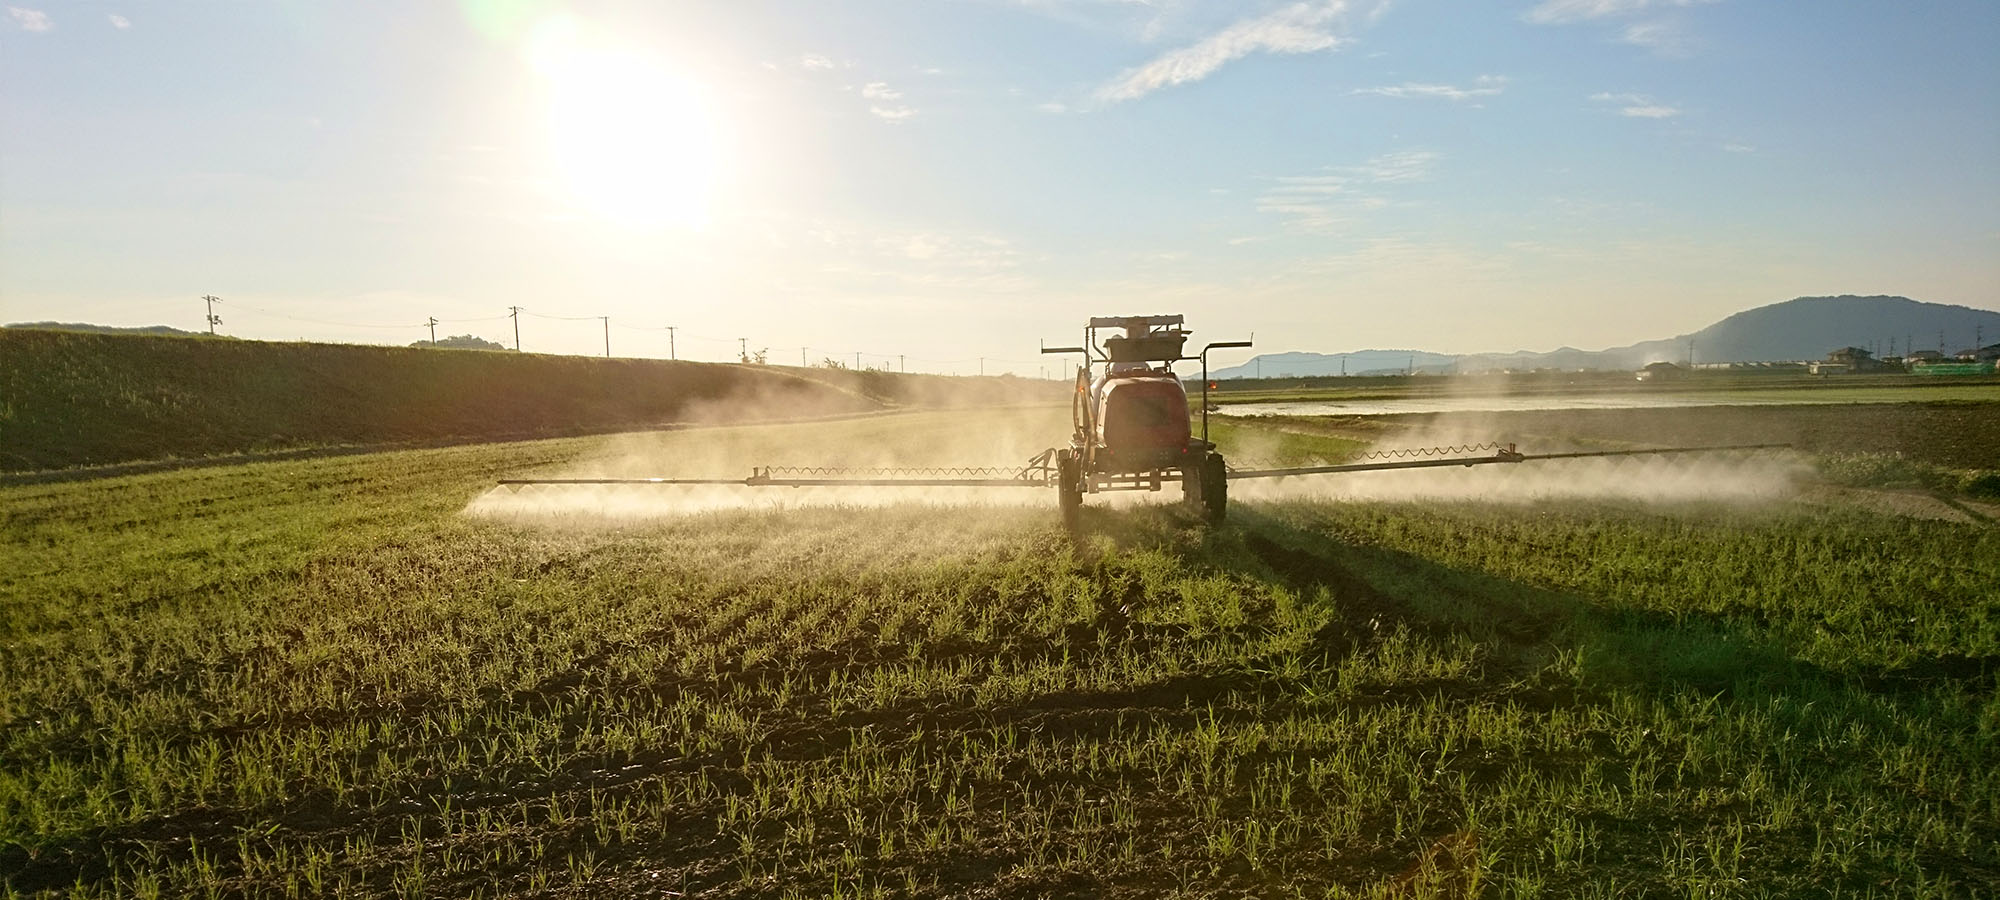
[1057,449,1083,526]
[1201,452,1228,523]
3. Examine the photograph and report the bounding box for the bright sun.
[528,22,724,229]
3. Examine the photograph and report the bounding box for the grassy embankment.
[0,329,1061,474]
[3,411,1995,898]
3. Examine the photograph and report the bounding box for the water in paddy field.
[1228,393,1901,417]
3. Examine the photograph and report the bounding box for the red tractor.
[1042,315,1250,524]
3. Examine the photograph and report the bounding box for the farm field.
[4,408,1998,898]
[1207,375,2000,410]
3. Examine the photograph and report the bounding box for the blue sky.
[3,0,1996,371]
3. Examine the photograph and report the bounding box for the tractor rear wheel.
[1057,449,1083,526]
[1201,452,1228,523]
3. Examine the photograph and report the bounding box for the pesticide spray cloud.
[1216,396,1810,507]
[465,399,1082,521]
[467,380,1813,525]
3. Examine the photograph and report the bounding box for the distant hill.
[5,321,210,337]
[412,334,511,351]
[1212,295,2000,377]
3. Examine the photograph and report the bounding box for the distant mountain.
[1211,295,2000,377]
[5,322,208,337]
[1216,349,1458,379]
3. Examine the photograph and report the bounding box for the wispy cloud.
[1351,74,1506,101]
[870,105,917,122]
[6,7,52,32]
[800,219,1033,293]
[1257,149,1439,232]
[1523,0,1718,25]
[861,82,902,101]
[799,54,838,71]
[1590,91,1680,118]
[107,13,130,29]
[1525,0,1716,56]
[1721,142,1755,154]
[1096,2,1353,104]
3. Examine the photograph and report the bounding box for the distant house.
[1635,361,1684,382]
[1812,346,1882,375]
[1906,349,1944,364]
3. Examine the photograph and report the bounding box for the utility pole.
[739,337,747,362]
[666,326,676,361]
[425,316,438,345]
[508,306,522,351]
[899,354,904,373]
[802,347,808,367]
[602,317,610,358]
[855,351,862,370]
[979,357,985,376]
[202,295,222,334]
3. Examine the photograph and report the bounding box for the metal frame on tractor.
[1040,315,1251,523]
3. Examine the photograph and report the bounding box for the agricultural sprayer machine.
[500,314,1784,523]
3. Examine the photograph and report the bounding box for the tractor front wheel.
[1200,452,1228,523]
[1057,450,1083,526]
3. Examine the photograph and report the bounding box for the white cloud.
[1257,149,1439,232]
[799,54,837,70]
[861,82,902,101]
[107,13,129,29]
[1589,91,1680,118]
[870,105,916,122]
[1096,2,1353,103]
[7,7,52,32]
[1351,74,1506,101]
[1619,20,1678,48]
[1721,142,1755,154]
[1523,0,1717,25]
[1036,101,1070,114]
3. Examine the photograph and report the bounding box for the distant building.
[1693,361,1810,373]
[1905,349,1944,364]
[1635,361,1684,381]
[1812,346,1884,375]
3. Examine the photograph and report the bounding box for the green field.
[4,410,1998,898]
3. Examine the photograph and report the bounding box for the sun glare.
[528,22,724,229]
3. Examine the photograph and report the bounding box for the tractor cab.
[1041,315,1251,523]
